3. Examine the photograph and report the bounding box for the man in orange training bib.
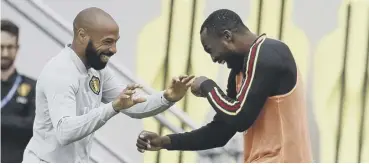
[136,9,312,163]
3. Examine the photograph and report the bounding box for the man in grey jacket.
[22,7,193,163]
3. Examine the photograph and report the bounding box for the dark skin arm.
[165,114,237,150]
[136,70,241,151]
[196,42,281,132]
[136,111,237,151]
[137,41,285,151]
[136,72,238,151]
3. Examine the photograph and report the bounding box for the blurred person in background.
[137,9,312,163]
[1,19,36,163]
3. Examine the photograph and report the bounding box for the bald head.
[71,7,120,70]
[73,7,118,35]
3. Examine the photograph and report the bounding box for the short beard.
[225,53,245,72]
[85,40,107,70]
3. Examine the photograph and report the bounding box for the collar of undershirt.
[251,33,266,46]
[241,33,267,73]
[66,44,88,74]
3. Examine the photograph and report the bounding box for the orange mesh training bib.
[237,71,312,162]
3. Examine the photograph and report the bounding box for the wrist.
[163,90,176,102]
[200,79,216,95]
[101,102,119,122]
[161,136,172,149]
[112,101,120,112]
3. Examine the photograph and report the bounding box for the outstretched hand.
[164,75,195,102]
[112,84,147,111]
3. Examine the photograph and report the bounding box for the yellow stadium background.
[136,0,369,163]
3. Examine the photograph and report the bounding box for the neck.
[1,66,16,81]
[239,32,259,55]
[71,40,88,68]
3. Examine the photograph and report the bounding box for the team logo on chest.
[17,83,31,97]
[89,76,101,95]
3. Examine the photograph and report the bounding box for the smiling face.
[200,28,245,70]
[77,18,120,70]
[84,39,113,70]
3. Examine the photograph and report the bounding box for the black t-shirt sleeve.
[199,41,282,132]
[165,114,237,151]
[162,70,244,151]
